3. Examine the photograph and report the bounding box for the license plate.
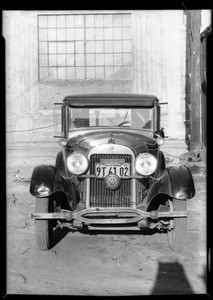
[95,163,130,178]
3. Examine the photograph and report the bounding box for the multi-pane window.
[38,14,132,80]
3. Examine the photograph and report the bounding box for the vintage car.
[30,93,195,251]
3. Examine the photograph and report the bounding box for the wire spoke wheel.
[35,197,54,250]
[167,199,187,252]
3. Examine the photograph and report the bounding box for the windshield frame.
[67,104,157,132]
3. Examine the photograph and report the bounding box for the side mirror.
[153,128,165,145]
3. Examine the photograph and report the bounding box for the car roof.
[63,93,159,107]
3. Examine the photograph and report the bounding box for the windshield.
[69,107,154,130]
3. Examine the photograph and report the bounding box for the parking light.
[59,138,68,147]
[156,136,164,146]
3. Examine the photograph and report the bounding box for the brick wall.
[32,79,132,141]
[38,79,132,109]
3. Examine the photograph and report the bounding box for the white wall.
[200,10,211,33]
[4,10,187,142]
[132,10,186,138]
[4,11,40,141]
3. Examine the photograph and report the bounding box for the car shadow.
[51,227,71,248]
[151,261,194,295]
[79,227,160,236]
[50,226,163,248]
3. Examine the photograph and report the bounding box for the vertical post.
[185,10,191,150]
[190,10,202,151]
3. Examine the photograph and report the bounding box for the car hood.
[67,128,158,155]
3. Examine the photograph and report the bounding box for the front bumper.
[32,207,187,226]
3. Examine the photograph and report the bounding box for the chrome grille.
[89,154,132,207]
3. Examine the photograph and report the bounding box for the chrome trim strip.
[86,144,136,208]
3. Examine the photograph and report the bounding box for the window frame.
[38,13,132,81]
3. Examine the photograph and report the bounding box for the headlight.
[135,153,157,176]
[67,152,89,175]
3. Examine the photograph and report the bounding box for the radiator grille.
[89,154,132,207]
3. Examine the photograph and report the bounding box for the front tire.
[35,197,54,250]
[167,199,187,252]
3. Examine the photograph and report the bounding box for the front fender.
[30,165,55,197]
[29,165,76,201]
[167,165,195,199]
[144,164,195,208]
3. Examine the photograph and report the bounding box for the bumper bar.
[31,207,187,225]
